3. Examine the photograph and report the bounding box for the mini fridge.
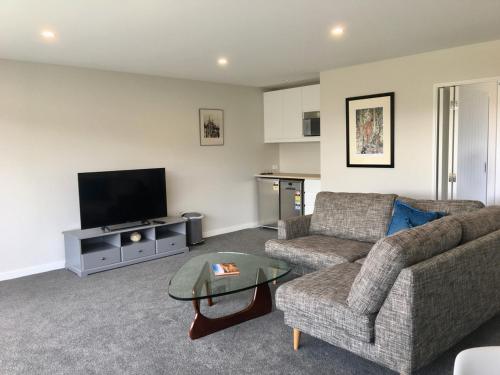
[279,179,304,220]
[257,178,280,229]
[257,177,304,230]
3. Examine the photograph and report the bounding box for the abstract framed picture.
[199,108,224,146]
[345,92,394,168]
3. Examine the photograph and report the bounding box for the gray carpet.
[0,228,499,375]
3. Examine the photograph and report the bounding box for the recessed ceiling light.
[217,57,228,66]
[41,30,56,39]
[331,26,344,37]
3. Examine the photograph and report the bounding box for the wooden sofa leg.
[293,328,301,351]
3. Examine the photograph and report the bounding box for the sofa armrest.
[375,229,500,373]
[278,215,311,240]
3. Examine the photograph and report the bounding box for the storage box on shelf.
[63,216,188,277]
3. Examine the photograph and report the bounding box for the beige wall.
[321,39,500,198]
[0,59,278,279]
[279,142,320,174]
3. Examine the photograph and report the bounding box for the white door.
[437,82,497,204]
[454,85,489,202]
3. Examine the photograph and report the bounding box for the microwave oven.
[303,111,320,136]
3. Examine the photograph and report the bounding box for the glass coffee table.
[168,252,290,339]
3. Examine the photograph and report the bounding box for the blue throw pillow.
[386,200,444,236]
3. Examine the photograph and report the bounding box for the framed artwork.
[199,108,224,146]
[345,92,394,168]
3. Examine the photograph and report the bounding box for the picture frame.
[345,92,394,168]
[199,108,224,146]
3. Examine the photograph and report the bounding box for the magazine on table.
[211,262,240,276]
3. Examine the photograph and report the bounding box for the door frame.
[432,76,500,205]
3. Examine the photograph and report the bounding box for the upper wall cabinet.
[263,90,283,142]
[301,84,320,112]
[263,84,320,143]
[282,88,303,139]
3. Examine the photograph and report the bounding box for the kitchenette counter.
[254,172,320,180]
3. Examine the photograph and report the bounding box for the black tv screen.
[78,168,167,230]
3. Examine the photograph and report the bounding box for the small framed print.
[199,108,224,146]
[345,92,394,168]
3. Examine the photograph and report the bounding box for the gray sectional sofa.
[265,192,500,374]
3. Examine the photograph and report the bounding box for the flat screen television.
[78,168,167,230]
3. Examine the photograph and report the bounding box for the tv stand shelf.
[63,216,188,277]
[82,242,120,254]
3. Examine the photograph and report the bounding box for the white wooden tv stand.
[63,217,188,277]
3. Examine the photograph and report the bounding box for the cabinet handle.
[101,257,106,261]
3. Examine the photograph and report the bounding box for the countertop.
[254,172,321,180]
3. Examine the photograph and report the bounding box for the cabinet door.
[263,90,283,142]
[302,84,320,112]
[282,87,303,139]
[304,179,321,215]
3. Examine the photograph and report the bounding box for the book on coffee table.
[211,263,240,276]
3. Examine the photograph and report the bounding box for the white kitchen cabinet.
[304,179,321,215]
[282,88,303,139]
[301,84,320,112]
[263,90,283,142]
[263,84,320,143]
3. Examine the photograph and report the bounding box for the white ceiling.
[2,0,500,87]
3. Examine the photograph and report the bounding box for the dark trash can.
[182,212,204,245]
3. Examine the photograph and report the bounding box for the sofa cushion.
[309,192,397,243]
[347,216,462,314]
[454,206,500,244]
[265,235,372,271]
[386,200,442,235]
[398,196,484,215]
[276,263,375,342]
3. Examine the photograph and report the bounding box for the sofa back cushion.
[347,216,462,314]
[309,192,396,243]
[398,196,484,215]
[454,206,500,244]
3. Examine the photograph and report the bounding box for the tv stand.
[63,216,188,277]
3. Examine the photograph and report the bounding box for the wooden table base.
[188,282,272,340]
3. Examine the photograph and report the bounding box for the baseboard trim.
[203,221,259,238]
[0,223,259,281]
[0,260,65,282]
